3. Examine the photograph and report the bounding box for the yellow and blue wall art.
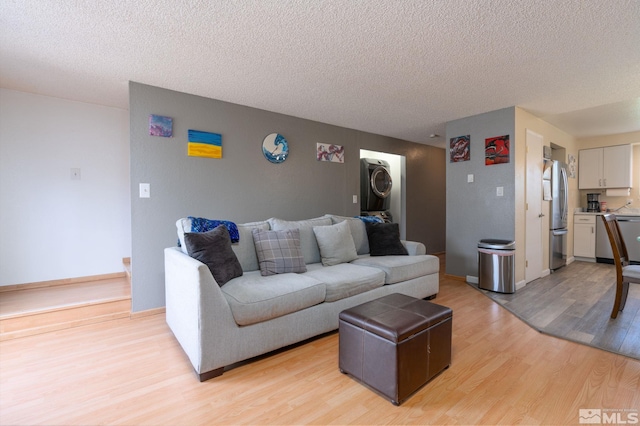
[188,130,222,158]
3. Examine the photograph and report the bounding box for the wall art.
[149,114,173,137]
[485,135,510,165]
[568,153,576,178]
[262,133,289,163]
[316,143,344,163]
[450,135,470,162]
[188,129,222,158]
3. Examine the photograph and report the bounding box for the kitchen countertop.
[575,210,640,216]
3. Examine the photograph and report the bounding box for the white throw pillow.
[324,214,370,255]
[312,220,358,266]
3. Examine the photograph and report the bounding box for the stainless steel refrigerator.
[549,160,568,271]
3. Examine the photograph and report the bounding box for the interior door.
[525,130,544,283]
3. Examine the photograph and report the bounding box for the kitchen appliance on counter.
[587,193,600,212]
[596,214,640,264]
[550,161,568,271]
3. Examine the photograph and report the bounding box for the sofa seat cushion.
[303,263,385,302]
[350,254,439,284]
[221,271,326,326]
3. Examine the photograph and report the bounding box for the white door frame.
[525,129,544,284]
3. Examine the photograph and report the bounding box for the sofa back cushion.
[176,218,193,254]
[268,216,332,264]
[233,221,271,272]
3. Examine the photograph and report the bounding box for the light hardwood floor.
[1,271,639,425]
[0,277,131,341]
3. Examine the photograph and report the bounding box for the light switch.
[497,186,504,197]
[139,183,150,198]
[467,174,474,183]
[353,195,358,204]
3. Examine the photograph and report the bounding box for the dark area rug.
[467,261,640,360]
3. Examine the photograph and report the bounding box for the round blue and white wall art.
[262,133,289,163]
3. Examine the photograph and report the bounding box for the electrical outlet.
[467,174,474,183]
[352,195,358,204]
[497,186,504,197]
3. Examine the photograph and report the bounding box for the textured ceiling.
[1,0,639,148]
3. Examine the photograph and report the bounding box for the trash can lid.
[478,239,515,250]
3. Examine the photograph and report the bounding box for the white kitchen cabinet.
[578,149,602,189]
[573,214,596,260]
[604,145,633,188]
[578,144,632,189]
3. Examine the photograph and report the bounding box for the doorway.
[359,149,406,239]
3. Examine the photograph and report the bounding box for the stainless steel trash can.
[478,239,515,294]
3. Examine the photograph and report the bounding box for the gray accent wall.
[445,107,516,278]
[129,82,445,312]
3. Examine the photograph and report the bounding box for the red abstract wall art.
[485,135,510,165]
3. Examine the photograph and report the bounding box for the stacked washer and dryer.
[360,158,393,223]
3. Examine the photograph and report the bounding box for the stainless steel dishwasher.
[595,214,640,264]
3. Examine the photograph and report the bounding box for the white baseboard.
[573,256,596,263]
[130,307,165,319]
[466,275,478,284]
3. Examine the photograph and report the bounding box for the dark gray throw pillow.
[365,222,408,256]
[184,225,243,286]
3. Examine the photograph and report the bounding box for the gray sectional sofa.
[164,214,440,381]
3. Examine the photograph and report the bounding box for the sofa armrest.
[164,247,236,375]
[402,240,426,256]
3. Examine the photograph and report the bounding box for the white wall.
[515,108,577,277]
[0,89,131,286]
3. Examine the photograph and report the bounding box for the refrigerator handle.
[561,167,568,222]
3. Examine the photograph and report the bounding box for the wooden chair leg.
[619,281,630,312]
[610,280,624,319]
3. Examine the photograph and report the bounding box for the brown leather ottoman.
[338,293,452,405]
